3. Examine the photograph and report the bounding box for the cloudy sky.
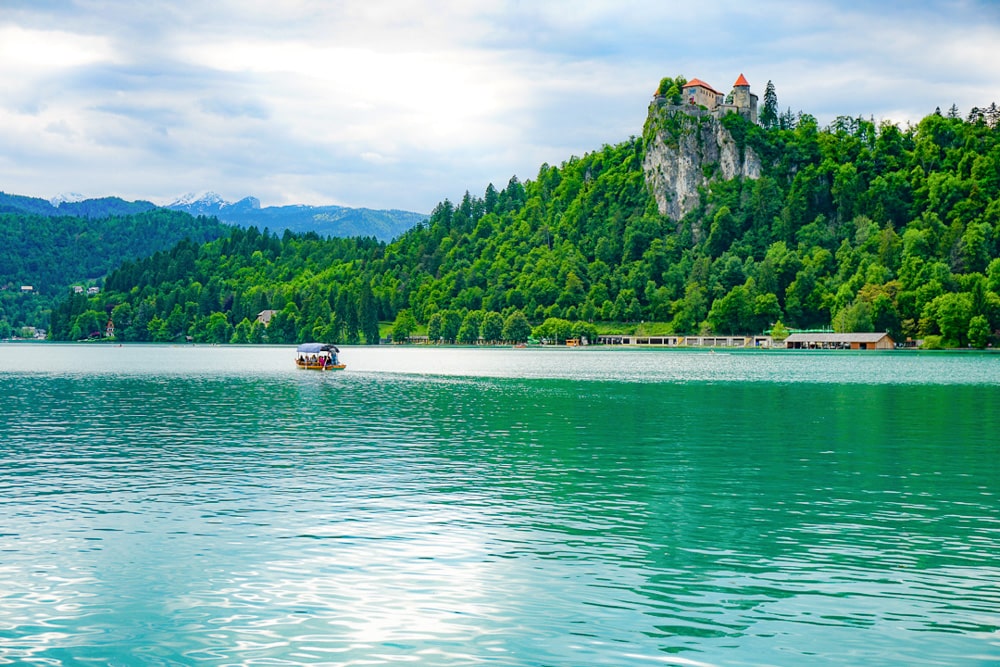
[1,1,998,213]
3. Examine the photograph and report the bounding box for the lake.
[1,344,998,666]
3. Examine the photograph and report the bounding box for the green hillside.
[0,209,228,336]
[50,99,1000,347]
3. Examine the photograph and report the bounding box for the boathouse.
[783,332,895,350]
[685,335,754,348]
[595,335,775,348]
[597,335,683,346]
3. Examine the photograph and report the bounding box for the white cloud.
[0,1,998,212]
[178,39,532,147]
[0,25,115,69]
[360,152,397,165]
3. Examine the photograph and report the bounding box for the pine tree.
[345,293,361,344]
[779,107,797,130]
[986,102,999,128]
[761,80,778,129]
[484,183,499,214]
[359,284,380,344]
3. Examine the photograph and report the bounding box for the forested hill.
[52,98,1000,347]
[0,192,157,218]
[0,209,228,336]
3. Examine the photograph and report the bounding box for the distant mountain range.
[167,192,426,242]
[0,191,157,218]
[0,191,426,242]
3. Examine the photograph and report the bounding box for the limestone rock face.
[642,106,762,221]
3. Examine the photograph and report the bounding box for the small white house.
[256,309,279,325]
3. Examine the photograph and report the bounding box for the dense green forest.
[0,209,228,336]
[51,94,1000,347]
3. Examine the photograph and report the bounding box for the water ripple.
[1,346,998,665]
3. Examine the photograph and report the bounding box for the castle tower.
[731,73,758,124]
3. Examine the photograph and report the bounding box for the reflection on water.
[2,342,1000,384]
[0,344,998,666]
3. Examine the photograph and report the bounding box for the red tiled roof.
[733,73,750,87]
[682,78,722,95]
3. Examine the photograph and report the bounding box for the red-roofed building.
[656,74,760,124]
[730,73,758,124]
[681,79,724,109]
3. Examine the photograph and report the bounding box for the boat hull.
[295,362,346,371]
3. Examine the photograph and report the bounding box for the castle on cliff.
[655,74,758,124]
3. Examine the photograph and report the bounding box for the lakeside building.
[783,332,895,350]
[596,335,773,348]
[592,333,895,350]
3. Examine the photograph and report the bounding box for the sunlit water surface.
[1,344,998,666]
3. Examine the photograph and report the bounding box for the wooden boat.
[295,343,345,370]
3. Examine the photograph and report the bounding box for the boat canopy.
[297,343,340,354]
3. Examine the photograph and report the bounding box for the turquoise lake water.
[1,344,998,666]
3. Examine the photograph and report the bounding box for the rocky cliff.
[642,104,762,222]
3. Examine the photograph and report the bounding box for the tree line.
[49,88,1000,348]
[0,209,228,336]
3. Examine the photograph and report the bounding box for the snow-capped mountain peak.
[169,191,228,208]
[50,192,86,207]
